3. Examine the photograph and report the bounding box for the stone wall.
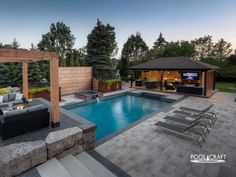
[59,67,92,95]
[0,127,96,177]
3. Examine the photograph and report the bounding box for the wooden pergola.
[0,49,60,127]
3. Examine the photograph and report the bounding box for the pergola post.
[50,55,60,127]
[22,62,28,100]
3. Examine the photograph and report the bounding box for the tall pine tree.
[86,19,118,79]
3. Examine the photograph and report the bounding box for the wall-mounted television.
[181,72,200,80]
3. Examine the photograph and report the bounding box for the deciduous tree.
[37,22,76,66]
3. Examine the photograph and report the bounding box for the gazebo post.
[50,55,60,127]
[22,62,28,100]
[160,70,163,91]
[204,71,207,96]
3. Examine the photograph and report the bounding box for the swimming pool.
[66,93,173,140]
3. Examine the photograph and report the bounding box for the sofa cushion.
[4,109,27,117]
[0,96,3,104]
[0,102,9,108]
[12,100,23,105]
[2,94,9,102]
[15,94,23,101]
[27,104,46,112]
[8,93,16,101]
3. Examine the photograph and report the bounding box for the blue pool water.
[66,94,172,140]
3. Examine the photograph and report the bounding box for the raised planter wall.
[98,81,122,92]
[29,91,51,101]
[92,78,122,92]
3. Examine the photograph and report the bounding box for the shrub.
[103,79,121,86]
[0,88,11,94]
[28,86,50,94]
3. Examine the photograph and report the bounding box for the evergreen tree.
[37,22,76,66]
[74,57,80,67]
[68,53,75,67]
[145,48,162,61]
[153,33,166,49]
[59,57,66,67]
[11,38,20,49]
[86,19,118,79]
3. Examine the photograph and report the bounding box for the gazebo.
[131,57,219,97]
[0,49,60,127]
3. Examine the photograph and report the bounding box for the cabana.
[131,57,219,97]
[0,49,60,127]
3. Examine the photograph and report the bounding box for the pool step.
[76,152,117,177]
[36,158,72,177]
[59,154,95,177]
[36,152,117,177]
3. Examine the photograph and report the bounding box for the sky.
[0,0,236,57]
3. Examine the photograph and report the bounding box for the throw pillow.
[15,94,23,101]
[0,95,3,103]
[2,94,9,102]
[8,93,16,101]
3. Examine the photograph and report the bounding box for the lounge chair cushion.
[155,121,186,133]
[0,102,9,108]
[4,109,27,117]
[15,94,23,101]
[8,93,16,101]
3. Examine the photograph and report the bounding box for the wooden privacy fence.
[59,67,92,95]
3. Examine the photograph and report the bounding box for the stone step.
[76,152,117,177]
[59,154,96,177]
[36,158,72,177]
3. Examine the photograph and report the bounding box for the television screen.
[181,72,199,80]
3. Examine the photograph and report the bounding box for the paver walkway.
[96,92,236,177]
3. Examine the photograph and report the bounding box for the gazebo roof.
[131,57,219,70]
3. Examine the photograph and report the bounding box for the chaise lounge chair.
[163,115,210,137]
[155,121,204,147]
[174,105,217,124]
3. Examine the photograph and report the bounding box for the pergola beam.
[0,49,57,61]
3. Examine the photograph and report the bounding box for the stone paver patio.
[95,92,236,177]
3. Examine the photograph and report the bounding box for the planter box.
[98,81,121,92]
[29,92,51,101]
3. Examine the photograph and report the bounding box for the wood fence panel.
[59,67,92,95]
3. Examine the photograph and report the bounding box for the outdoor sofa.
[0,93,25,108]
[0,104,50,140]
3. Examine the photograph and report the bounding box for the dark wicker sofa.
[0,104,50,140]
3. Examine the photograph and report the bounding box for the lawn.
[216,82,236,93]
